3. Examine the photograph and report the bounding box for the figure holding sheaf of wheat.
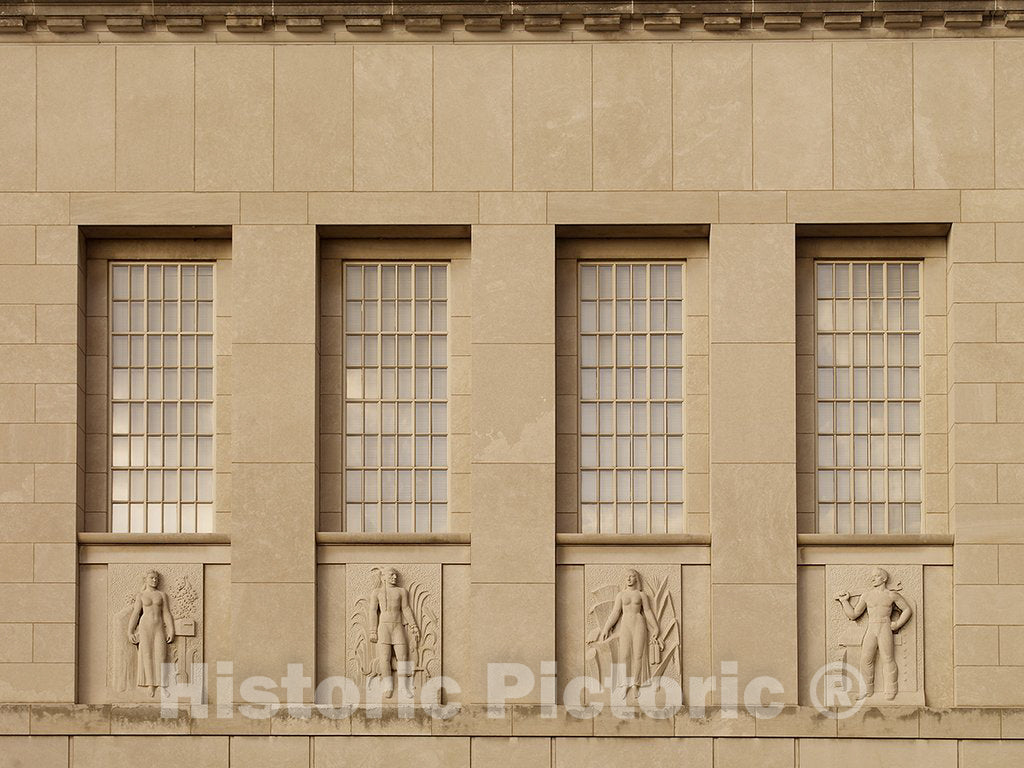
[587,567,680,701]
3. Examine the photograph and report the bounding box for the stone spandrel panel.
[107,564,204,703]
[584,565,682,698]
[346,564,441,696]
[826,564,923,706]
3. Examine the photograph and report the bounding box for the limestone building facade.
[1,2,1024,765]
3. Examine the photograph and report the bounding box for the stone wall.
[2,12,1024,764]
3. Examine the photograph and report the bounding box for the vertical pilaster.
[949,218,1024,705]
[709,224,798,703]
[0,224,80,702]
[469,225,555,704]
[231,225,318,700]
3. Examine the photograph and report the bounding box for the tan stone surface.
[229,735,309,767]
[231,463,314,582]
[712,584,798,705]
[308,192,478,224]
[555,565,584,700]
[951,384,997,423]
[673,43,751,191]
[472,464,554,584]
[317,736,470,767]
[710,224,793,343]
[790,191,961,224]
[958,667,1024,707]
[232,583,314,699]
[833,42,914,190]
[999,545,1024,583]
[240,193,307,225]
[711,465,795,584]
[798,738,957,766]
[70,193,239,225]
[956,626,999,666]
[924,567,953,707]
[0,735,68,767]
[956,585,1024,625]
[315,564,346,703]
[0,49,36,193]
[914,41,994,190]
[441,563,470,696]
[919,708,1000,739]
[473,737,550,768]
[0,227,35,265]
[0,624,32,663]
[195,46,274,191]
[951,264,1024,305]
[593,44,671,191]
[472,226,554,345]
[715,737,793,768]
[960,741,1024,768]
[1000,626,1024,665]
[471,584,554,705]
[998,223,1024,262]
[479,193,547,225]
[32,542,75,582]
[0,504,75,543]
[71,735,227,767]
[233,226,316,344]
[274,45,353,192]
[354,46,433,192]
[115,46,194,192]
[0,664,74,703]
[546,192,716,225]
[681,566,712,686]
[709,343,795,464]
[514,45,592,191]
[472,345,554,464]
[753,43,832,190]
[0,195,69,226]
[37,46,114,192]
[963,191,1024,223]
[554,737,711,767]
[232,345,316,463]
[434,46,513,192]
[718,192,785,224]
[797,566,825,705]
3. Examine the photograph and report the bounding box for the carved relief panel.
[345,564,441,698]
[583,565,682,700]
[826,564,923,705]
[107,564,204,702]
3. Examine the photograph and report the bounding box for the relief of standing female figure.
[597,568,664,698]
[127,570,175,697]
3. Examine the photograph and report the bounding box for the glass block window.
[815,261,922,534]
[344,263,448,532]
[578,263,685,534]
[110,263,215,533]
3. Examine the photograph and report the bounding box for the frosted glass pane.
[397,265,412,298]
[816,264,833,298]
[415,265,430,298]
[817,301,834,331]
[903,264,919,295]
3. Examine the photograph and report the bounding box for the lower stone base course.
[3,736,1024,767]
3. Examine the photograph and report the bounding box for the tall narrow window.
[344,263,448,533]
[815,261,921,534]
[110,263,215,533]
[578,263,685,534]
